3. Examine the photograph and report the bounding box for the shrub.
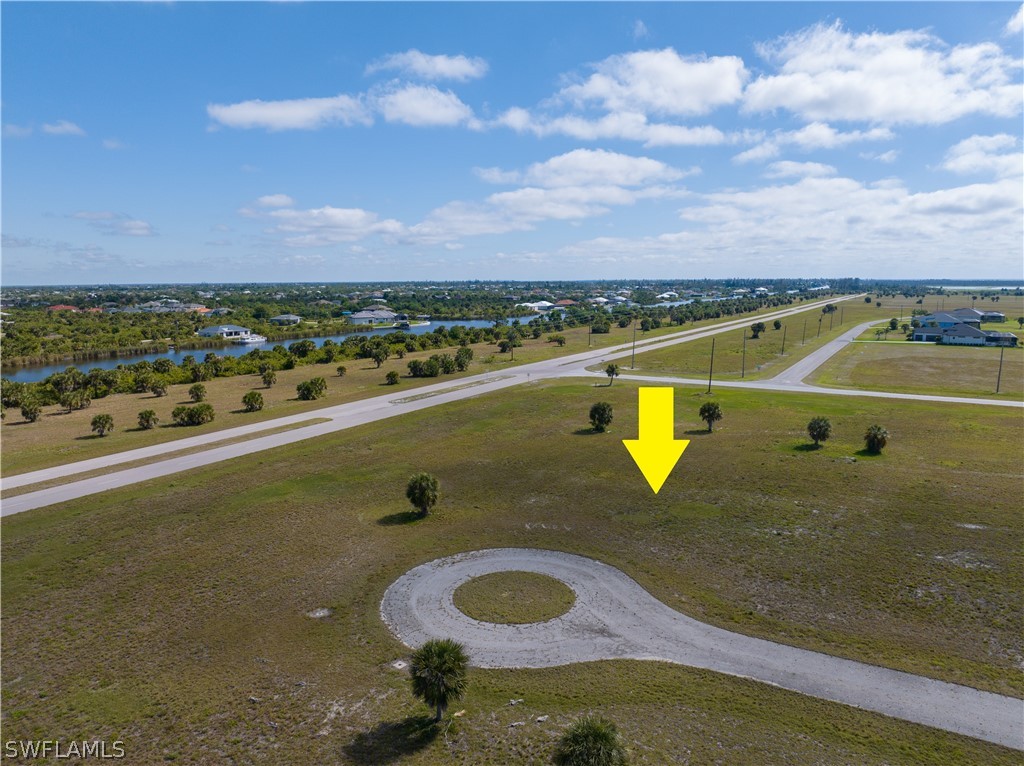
[150,382,168,397]
[864,424,889,453]
[138,409,159,429]
[336,365,347,378]
[20,401,41,422]
[261,369,277,388]
[91,413,114,437]
[385,370,400,385]
[296,377,327,401]
[589,402,614,432]
[406,473,440,517]
[242,391,264,412]
[554,716,628,766]
[699,401,723,432]
[188,383,207,403]
[172,403,215,426]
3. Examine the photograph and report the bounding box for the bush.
[188,383,207,403]
[385,370,400,385]
[589,402,614,432]
[138,409,159,429]
[172,403,215,426]
[261,369,277,388]
[699,401,723,432]
[336,365,347,378]
[554,716,628,766]
[150,382,168,397]
[242,390,264,412]
[91,413,114,437]
[296,377,327,401]
[20,401,41,423]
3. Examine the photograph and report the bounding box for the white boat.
[232,334,267,344]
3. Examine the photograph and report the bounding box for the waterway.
[4,320,505,383]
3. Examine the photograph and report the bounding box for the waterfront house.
[198,324,252,340]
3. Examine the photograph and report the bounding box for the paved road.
[381,548,1024,750]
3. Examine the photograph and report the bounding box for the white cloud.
[375,84,476,127]
[42,120,85,136]
[733,122,893,163]
[744,21,1023,125]
[3,124,32,138]
[263,205,405,247]
[256,194,295,208]
[764,161,837,179]
[207,94,370,131]
[1006,5,1024,35]
[559,48,747,116]
[102,139,125,150]
[942,134,1022,179]
[633,20,649,41]
[860,149,900,163]
[494,108,726,147]
[476,148,690,189]
[72,211,155,237]
[366,49,488,81]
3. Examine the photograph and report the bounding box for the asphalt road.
[381,548,1024,750]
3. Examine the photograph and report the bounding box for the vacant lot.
[2,381,1020,764]
[811,343,1024,399]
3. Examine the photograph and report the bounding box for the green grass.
[2,379,1020,764]
[810,343,1024,399]
[453,571,576,624]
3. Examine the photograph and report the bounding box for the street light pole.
[630,318,637,369]
[707,337,715,394]
[781,325,787,355]
[741,330,747,378]
[817,316,823,338]
[996,346,1005,393]
[802,318,807,345]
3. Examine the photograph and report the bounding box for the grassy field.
[811,343,1024,399]
[0,296,841,477]
[453,571,576,624]
[2,380,1020,764]
[613,293,918,381]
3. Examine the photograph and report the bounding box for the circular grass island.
[453,570,576,624]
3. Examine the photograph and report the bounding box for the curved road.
[381,548,1024,750]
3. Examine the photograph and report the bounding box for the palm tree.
[554,715,628,766]
[406,472,440,517]
[699,401,723,432]
[410,638,469,722]
[605,364,620,385]
[807,416,832,446]
[864,424,889,453]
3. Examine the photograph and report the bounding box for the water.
[3,319,510,383]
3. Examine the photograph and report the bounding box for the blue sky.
[2,2,1022,285]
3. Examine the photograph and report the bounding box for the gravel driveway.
[381,548,1023,750]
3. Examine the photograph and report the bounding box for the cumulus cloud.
[3,124,32,138]
[559,48,747,116]
[256,194,295,208]
[744,21,1023,124]
[476,148,692,188]
[764,161,837,179]
[1006,5,1024,35]
[366,49,488,81]
[375,84,476,127]
[942,134,1022,179]
[494,108,726,147]
[207,94,370,131]
[633,20,649,40]
[733,122,893,163]
[262,205,405,247]
[42,120,85,136]
[71,211,155,237]
[860,149,900,163]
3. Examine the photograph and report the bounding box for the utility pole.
[588,322,592,348]
[741,330,747,378]
[707,337,715,394]
[829,311,834,331]
[996,346,1005,393]
[781,325,787,355]
[840,306,844,324]
[802,318,807,345]
[630,318,637,369]
[817,316,823,338]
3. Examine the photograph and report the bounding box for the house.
[913,323,1019,347]
[198,324,252,340]
[555,299,577,306]
[209,307,233,316]
[917,312,981,329]
[351,309,397,324]
[47,304,80,312]
[270,314,302,325]
[938,324,988,346]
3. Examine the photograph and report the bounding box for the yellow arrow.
[622,387,690,494]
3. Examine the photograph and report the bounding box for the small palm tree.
[406,472,439,518]
[188,383,207,403]
[138,409,159,430]
[864,424,889,453]
[554,715,628,766]
[261,369,277,388]
[91,413,114,437]
[605,364,620,385]
[699,401,723,432]
[807,416,832,446]
[410,638,469,722]
[589,402,614,432]
[242,390,264,412]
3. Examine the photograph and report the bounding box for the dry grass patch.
[454,571,576,624]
